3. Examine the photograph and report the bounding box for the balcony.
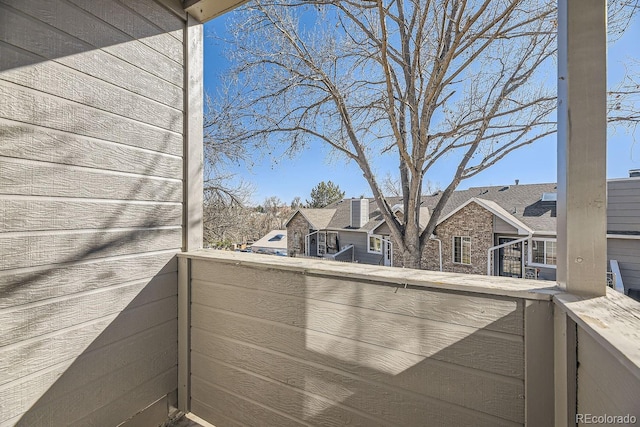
[175,250,640,426]
[1,0,639,426]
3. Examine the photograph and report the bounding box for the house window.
[368,235,382,254]
[453,236,471,265]
[530,239,557,267]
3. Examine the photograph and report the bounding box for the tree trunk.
[402,246,422,269]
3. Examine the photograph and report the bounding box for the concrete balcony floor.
[169,413,215,427]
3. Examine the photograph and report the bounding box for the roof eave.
[183,0,248,23]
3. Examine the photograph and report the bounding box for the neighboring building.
[250,230,288,256]
[286,177,640,296]
[285,198,427,266]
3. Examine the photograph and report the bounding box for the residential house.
[250,230,287,256]
[287,177,640,297]
[286,198,429,266]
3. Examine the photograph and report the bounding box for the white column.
[184,14,204,251]
[557,0,607,296]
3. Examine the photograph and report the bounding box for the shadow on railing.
[179,251,562,426]
[178,251,640,427]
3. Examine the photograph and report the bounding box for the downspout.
[429,235,443,271]
[487,232,532,276]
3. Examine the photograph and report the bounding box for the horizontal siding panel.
[125,0,185,40]
[0,158,182,202]
[608,192,640,201]
[0,40,182,110]
[191,353,391,427]
[0,252,176,308]
[616,268,640,279]
[608,255,640,267]
[607,239,640,250]
[0,227,181,271]
[577,328,640,418]
[607,240,640,259]
[192,353,519,427]
[3,349,176,426]
[67,367,177,427]
[2,0,183,86]
[0,83,182,156]
[1,273,177,346]
[609,179,640,191]
[0,3,90,65]
[82,295,178,354]
[192,261,523,335]
[576,369,626,427]
[191,387,303,427]
[191,307,524,410]
[192,281,524,378]
[0,47,182,132]
[192,329,524,424]
[608,216,640,225]
[67,0,183,63]
[607,204,640,214]
[0,310,176,387]
[0,295,176,424]
[0,121,182,179]
[0,199,181,232]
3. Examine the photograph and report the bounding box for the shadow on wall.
[1,270,179,426]
[187,261,533,427]
[0,0,186,425]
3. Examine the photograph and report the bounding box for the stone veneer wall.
[287,212,311,257]
[393,202,494,275]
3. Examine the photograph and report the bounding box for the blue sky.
[203,10,640,205]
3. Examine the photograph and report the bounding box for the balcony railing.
[176,250,640,427]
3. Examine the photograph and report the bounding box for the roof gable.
[285,208,336,230]
[437,198,533,235]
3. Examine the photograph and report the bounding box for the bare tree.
[383,173,440,197]
[210,0,635,268]
[290,196,304,209]
[610,58,640,137]
[202,93,256,247]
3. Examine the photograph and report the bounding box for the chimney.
[630,169,640,178]
[515,179,519,185]
[351,198,369,228]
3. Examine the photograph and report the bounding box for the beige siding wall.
[494,216,518,234]
[0,1,186,425]
[576,327,640,425]
[189,257,528,426]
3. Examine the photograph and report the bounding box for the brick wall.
[393,202,494,275]
[287,212,311,257]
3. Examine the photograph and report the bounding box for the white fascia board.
[184,0,249,22]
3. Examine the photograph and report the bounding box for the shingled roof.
[287,183,558,234]
[289,208,337,230]
[422,183,558,234]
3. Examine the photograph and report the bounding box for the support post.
[554,306,577,427]
[178,256,191,412]
[525,300,555,426]
[556,0,608,296]
[184,14,204,251]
